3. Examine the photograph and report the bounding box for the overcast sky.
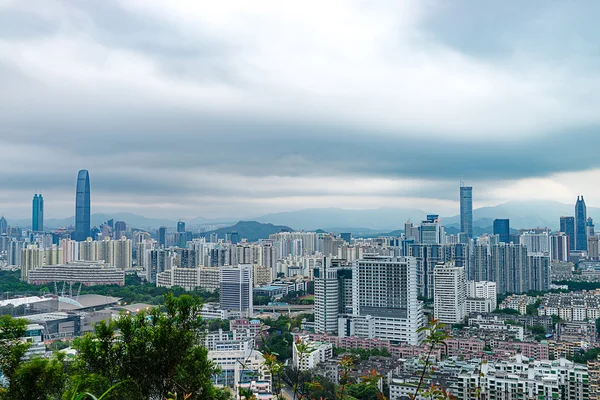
[2,0,600,219]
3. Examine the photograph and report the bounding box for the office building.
[492,219,510,243]
[0,215,7,235]
[353,255,424,345]
[433,262,466,324]
[113,221,126,240]
[32,194,43,232]
[177,221,185,233]
[459,185,473,239]
[575,196,588,251]
[314,258,352,335]
[560,216,575,251]
[74,169,91,241]
[220,264,253,318]
[158,226,167,248]
[589,217,596,238]
[419,215,443,245]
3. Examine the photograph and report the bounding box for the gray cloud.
[1,0,600,218]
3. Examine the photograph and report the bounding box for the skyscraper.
[433,262,466,324]
[74,170,91,241]
[575,196,588,251]
[560,216,575,251]
[493,219,510,244]
[32,194,44,232]
[0,216,7,235]
[158,226,167,247]
[177,221,186,233]
[460,185,473,239]
[220,264,253,318]
[352,255,424,345]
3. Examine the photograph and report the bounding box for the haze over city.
[3,1,600,220]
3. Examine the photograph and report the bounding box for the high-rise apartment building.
[20,244,44,281]
[489,243,528,294]
[314,257,343,335]
[220,264,253,318]
[551,232,570,262]
[560,216,575,251]
[493,218,510,244]
[32,194,43,232]
[519,231,551,255]
[113,237,133,269]
[575,196,588,251]
[459,185,473,239]
[352,255,424,345]
[589,236,600,259]
[433,262,466,324]
[74,170,91,241]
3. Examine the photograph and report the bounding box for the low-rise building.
[293,335,333,371]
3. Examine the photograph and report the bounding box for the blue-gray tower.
[75,170,91,241]
[460,185,473,239]
[575,195,588,252]
[32,194,44,232]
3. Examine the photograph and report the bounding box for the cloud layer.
[1,0,600,219]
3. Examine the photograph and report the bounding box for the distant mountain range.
[202,221,292,242]
[4,200,594,233]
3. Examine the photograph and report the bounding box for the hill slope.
[203,221,293,242]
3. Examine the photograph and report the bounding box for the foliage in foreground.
[0,294,231,400]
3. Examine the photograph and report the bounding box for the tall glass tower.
[560,216,575,251]
[75,170,91,241]
[460,185,473,239]
[32,194,43,232]
[575,196,588,251]
[493,218,510,243]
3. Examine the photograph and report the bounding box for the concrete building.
[314,257,345,335]
[157,266,220,291]
[456,354,589,400]
[434,262,466,324]
[352,255,424,345]
[27,261,125,286]
[20,244,44,281]
[220,264,253,318]
[293,335,334,371]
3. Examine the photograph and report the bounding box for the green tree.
[72,293,220,399]
[0,315,30,392]
[4,356,66,400]
[529,325,546,335]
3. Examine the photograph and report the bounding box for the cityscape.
[1,169,600,399]
[3,2,600,400]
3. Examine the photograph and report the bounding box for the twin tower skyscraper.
[74,169,91,241]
